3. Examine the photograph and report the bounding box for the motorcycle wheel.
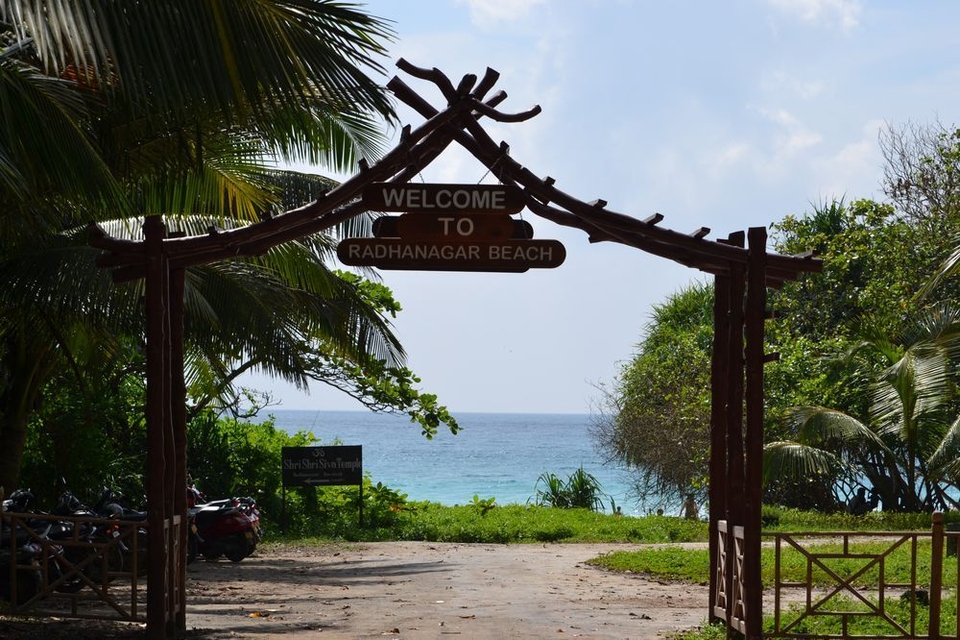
[225,532,250,562]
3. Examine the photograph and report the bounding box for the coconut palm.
[765,306,960,512]
[0,1,440,491]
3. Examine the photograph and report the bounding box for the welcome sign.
[341,183,566,272]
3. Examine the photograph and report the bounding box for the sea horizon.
[267,409,650,515]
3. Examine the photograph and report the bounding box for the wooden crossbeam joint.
[644,213,664,225]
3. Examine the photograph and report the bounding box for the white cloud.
[460,0,547,28]
[783,129,824,154]
[759,107,801,127]
[765,71,826,101]
[755,107,823,156]
[712,142,751,173]
[816,118,885,198]
[767,0,862,31]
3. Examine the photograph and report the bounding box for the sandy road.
[181,541,711,639]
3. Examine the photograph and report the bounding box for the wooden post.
[709,272,730,622]
[143,215,170,638]
[171,267,188,633]
[142,218,187,638]
[725,233,746,635]
[743,227,767,638]
[930,511,944,639]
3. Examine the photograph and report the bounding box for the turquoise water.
[269,410,641,515]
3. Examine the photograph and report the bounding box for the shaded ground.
[1,542,712,639]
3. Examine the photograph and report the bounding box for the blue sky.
[245,0,960,414]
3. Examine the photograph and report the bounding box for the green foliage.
[601,189,960,513]
[19,363,147,505]
[766,303,960,513]
[594,283,713,507]
[758,504,931,532]
[0,0,460,498]
[533,467,606,511]
[668,623,728,640]
[306,353,460,438]
[291,503,710,544]
[187,411,318,534]
[771,198,927,340]
[469,494,497,516]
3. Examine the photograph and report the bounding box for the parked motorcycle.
[91,487,149,576]
[47,487,127,586]
[0,490,43,603]
[1,488,82,597]
[187,486,260,563]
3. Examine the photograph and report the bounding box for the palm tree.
[0,1,425,491]
[765,306,960,512]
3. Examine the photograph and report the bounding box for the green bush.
[533,467,606,511]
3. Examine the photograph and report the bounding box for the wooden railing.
[1,510,149,622]
[761,513,958,639]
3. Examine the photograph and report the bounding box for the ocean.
[269,410,642,515]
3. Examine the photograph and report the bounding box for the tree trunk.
[0,341,55,493]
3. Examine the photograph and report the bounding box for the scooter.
[187,487,260,563]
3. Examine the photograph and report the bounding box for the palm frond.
[928,413,960,478]
[263,102,391,171]
[0,58,123,209]
[782,406,885,448]
[763,441,849,484]
[3,1,396,121]
[918,239,960,299]
[0,239,143,336]
[870,345,951,438]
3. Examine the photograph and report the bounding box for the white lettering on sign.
[438,217,475,236]
[347,242,482,261]
[488,245,555,261]
[380,187,507,211]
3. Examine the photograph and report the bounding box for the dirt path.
[183,541,710,639]
[1,542,713,639]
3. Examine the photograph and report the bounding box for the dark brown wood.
[373,214,533,239]
[143,215,169,639]
[171,267,187,632]
[724,232,746,635]
[373,214,533,240]
[709,272,731,623]
[336,237,565,272]
[930,512,944,637]
[743,227,767,638]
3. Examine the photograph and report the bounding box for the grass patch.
[589,538,958,589]
[280,503,710,544]
[590,546,710,583]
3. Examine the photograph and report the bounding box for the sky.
[243,0,960,415]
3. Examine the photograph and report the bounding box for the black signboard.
[282,445,362,487]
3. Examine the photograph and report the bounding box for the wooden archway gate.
[91,59,821,638]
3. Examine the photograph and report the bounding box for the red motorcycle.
[186,486,260,563]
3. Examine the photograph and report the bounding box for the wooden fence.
[716,513,960,638]
[1,510,147,622]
